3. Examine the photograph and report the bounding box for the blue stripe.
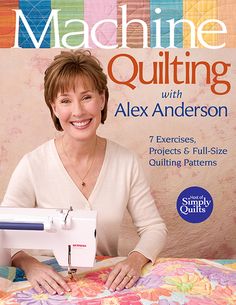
[19,0,51,48]
[150,0,183,48]
[0,222,44,230]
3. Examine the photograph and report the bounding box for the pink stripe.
[84,0,117,48]
[218,0,236,47]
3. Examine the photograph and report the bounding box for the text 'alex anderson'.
[114,102,227,118]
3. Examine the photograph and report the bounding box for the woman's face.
[52,77,105,142]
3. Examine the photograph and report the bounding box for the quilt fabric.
[1,258,236,304]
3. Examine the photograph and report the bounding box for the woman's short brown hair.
[44,50,109,131]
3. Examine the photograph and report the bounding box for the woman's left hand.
[105,252,149,291]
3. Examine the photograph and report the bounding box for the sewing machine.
[0,207,97,277]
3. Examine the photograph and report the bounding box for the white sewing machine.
[0,207,97,275]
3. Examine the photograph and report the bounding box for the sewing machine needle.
[68,245,77,280]
[68,245,72,279]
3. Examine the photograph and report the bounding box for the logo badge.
[176,186,213,223]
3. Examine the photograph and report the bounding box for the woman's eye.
[61,99,71,104]
[82,95,92,102]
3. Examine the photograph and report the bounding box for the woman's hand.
[105,251,149,291]
[12,251,71,295]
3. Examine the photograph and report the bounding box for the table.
[1,257,236,304]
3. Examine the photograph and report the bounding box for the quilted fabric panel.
[84,0,117,49]
[183,0,218,48]
[1,258,236,304]
[117,0,150,48]
[0,0,18,48]
[218,0,236,47]
[51,0,83,48]
[18,0,51,48]
[150,0,183,48]
[0,1,236,48]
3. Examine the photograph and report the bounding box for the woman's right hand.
[11,251,71,295]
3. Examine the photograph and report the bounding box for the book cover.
[0,0,235,260]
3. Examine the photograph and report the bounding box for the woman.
[1,50,167,295]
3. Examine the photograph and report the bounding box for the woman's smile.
[70,119,92,129]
